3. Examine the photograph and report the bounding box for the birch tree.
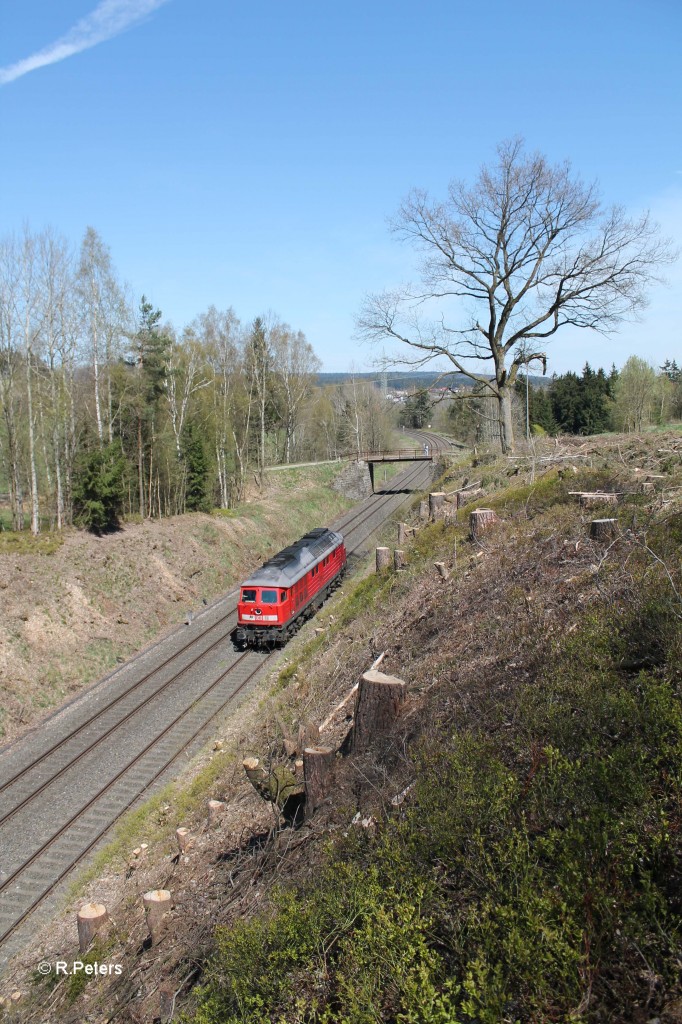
[0,235,25,529]
[197,305,241,508]
[164,325,205,457]
[77,227,126,445]
[244,316,271,481]
[18,229,43,535]
[38,228,73,529]
[270,324,321,462]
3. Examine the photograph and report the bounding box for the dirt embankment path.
[0,467,353,745]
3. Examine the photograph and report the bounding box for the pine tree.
[181,420,212,512]
[72,442,125,533]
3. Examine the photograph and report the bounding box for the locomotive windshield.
[241,589,257,602]
[261,589,278,604]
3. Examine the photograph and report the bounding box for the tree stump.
[394,549,406,570]
[419,499,429,520]
[350,670,406,753]
[375,546,391,572]
[589,518,618,541]
[77,902,109,953]
[143,889,171,946]
[243,756,303,807]
[175,827,190,853]
[297,719,319,754]
[640,481,655,494]
[434,561,448,580]
[159,985,175,1021]
[283,737,298,757]
[469,508,499,541]
[398,522,407,545]
[243,756,268,793]
[429,492,445,521]
[303,745,336,817]
[207,799,225,825]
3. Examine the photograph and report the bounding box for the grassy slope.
[190,451,682,1024]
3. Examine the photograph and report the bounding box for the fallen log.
[457,487,485,508]
[569,491,621,507]
[445,479,481,498]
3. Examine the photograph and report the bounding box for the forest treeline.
[2,226,678,535]
[0,226,392,534]
[437,360,682,444]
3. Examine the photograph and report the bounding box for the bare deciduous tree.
[196,305,241,508]
[77,227,126,445]
[358,139,676,452]
[0,235,25,529]
[270,324,321,462]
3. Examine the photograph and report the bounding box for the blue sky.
[1,0,680,374]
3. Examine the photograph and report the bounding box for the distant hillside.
[317,370,548,390]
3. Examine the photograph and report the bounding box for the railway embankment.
[2,433,682,1023]
[0,464,355,747]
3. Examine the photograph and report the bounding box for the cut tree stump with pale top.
[349,670,407,754]
[77,902,109,954]
[303,745,336,817]
[469,508,499,542]
[143,889,171,946]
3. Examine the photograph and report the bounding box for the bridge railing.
[352,449,432,462]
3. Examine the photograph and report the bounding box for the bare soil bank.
[0,465,352,745]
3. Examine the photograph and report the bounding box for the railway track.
[0,434,450,964]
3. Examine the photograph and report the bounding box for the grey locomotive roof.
[242,528,344,589]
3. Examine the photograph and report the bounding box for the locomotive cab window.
[280,591,287,602]
[261,589,278,604]
[242,589,257,602]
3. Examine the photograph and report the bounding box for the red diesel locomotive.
[233,528,346,649]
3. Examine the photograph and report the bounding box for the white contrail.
[0,0,171,86]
